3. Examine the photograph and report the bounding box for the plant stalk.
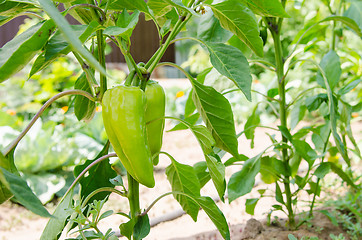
[270,20,296,229]
[3,90,96,156]
[127,173,140,220]
[146,14,191,73]
[97,29,107,100]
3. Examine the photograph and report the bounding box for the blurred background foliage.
[0,0,361,204]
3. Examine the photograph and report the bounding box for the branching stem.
[3,90,96,156]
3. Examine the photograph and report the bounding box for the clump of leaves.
[325,190,362,240]
[67,199,117,240]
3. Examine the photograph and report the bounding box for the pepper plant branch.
[3,90,96,156]
[81,187,127,209]
[17,12,44,20]
[86,0,102,22]
[222,88,279,103]
[73,51,99,93]
[146,14,192,73]
[115,37,144,82]
[67,4,106,21]
[249,60,276,71]
[97,29,107,100]
[65,153,117,197]
[139,192,175,217]
[124,70,136,86]
[287,87,316,109]
[147,0,197,71]
[156,62,194,82]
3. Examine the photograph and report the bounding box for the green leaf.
[185,89,197,117]
[147,0,173,18]
[224,154,248,167]
[275,182,284,204]
[208,0,263,57]
[338,79,361,96]
[165,0,196,15]
[290,101,306,130]
[311,124,330,153]
[192,125,216,155]
[168,113,199,131]
[74,73,96,122]
[245,198,259,215]
[344,2,362,33]
[165,157,201,221]
[38,0,107,77]
[278,125,293,142]
[183,69,211,120]
[203,41,252,100]
[119,218,136,240]
[314,162,331,179]
[0,20,55,82]
[9,0,39,5]
[305,93,328,112]
[107,0,152,18]
[30,21,100,77]
[104,10,140,40]
[317,59,350,166]
[316,50,341,90]
[227,153,262,202]
[239,0,289,18]
[193,161,211,188]
[73,142,116,207]
[40,189,74,240]
[260,156,285,184]
[0,149,18,204]
[322,15,362,37]
[1,168,51,217]
[99,210,114,221]
[191,78,239,160]
[133,214,151,240]
[289,154,301,177]
[292,140,318,166]
[197,11,232,43]
[193,196,230,240]
[205,154,226,201]
[329,162,358,188]
[244,106,260,148]
[109,175,124,187]
[341,103,361,159]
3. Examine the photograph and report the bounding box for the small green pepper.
[102,85,155,188]
[145,81,166,165]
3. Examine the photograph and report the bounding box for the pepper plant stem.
[97,29,107,100]
[270,19,296,229]
[3,90,96,156]
[127,173,140,220]
[146,14,191,73]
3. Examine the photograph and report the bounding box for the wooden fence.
[0,14,175,63]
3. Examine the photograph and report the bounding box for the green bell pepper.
[102,85,155,188]
[145,81,166,165]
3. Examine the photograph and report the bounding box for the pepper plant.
[0,0,279,239]
[176,0,361,230]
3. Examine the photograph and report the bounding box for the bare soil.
[0,119,361,240]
